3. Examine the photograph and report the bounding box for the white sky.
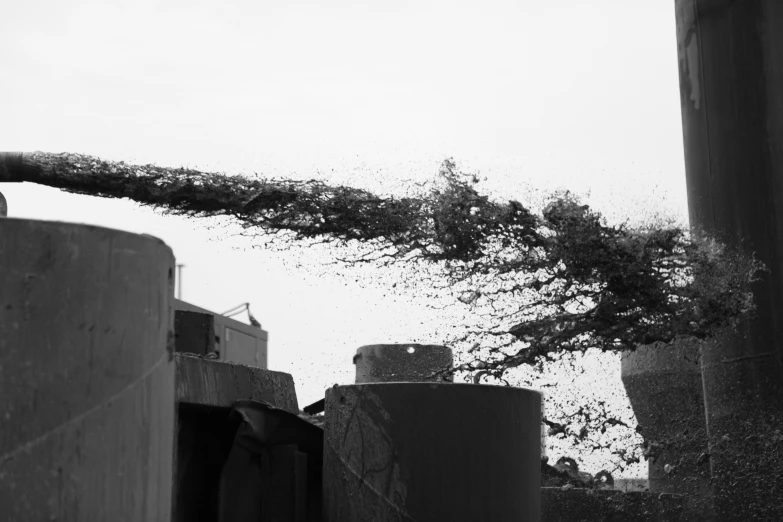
[2,0,688,476]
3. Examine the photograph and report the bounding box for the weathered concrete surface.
[622,341,714,521]
[0,218,176,522]
[353,343,453,384]
[674,1,783,519]
[323,383,541,522]
[175,354,298,413]
[542,487,685,522]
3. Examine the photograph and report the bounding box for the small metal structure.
[215,400,323,522]
[176,264,185,300]
[171,355,303,522]
[174,299,268,369]
[353,343,453,383]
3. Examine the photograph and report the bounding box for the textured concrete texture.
[323,383,541,522]
[353,343,453,384]
[674,1,783,518]
[622,340,714,521]
[175,354,298,413]
[0,218,176,522]
[542,487,685,522]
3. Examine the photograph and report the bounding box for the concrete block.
[175,354,298,413]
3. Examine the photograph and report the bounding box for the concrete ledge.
[542,487,685,522]
[175,354,298,413]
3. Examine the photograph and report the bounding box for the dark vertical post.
[674,1,783,519]
[177,263,185,300]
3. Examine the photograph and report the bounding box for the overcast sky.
[2,0,687,476]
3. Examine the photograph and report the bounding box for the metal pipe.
[674,1,783,519]
[0,152,25,217]
[176,263,185,300]
[0,152,40,182]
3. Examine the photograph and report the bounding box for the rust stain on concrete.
[677,0,701,110]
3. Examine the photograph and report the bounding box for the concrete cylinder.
[353,343,453,383]
[0,218,176,521]
[621,340,713,521]
[674,2,783,519]
[323,383,541,522]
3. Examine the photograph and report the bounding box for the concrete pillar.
[0,218,176,521]
[323,383,542,521]
[621,340,714,521]
[674,1,783,519]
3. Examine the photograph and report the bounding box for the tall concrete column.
[621,340,713,521]
[0,219,176,521]
[674,1,783,519]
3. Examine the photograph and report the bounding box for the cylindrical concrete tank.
[621,340,713,521]
[353,343,453,383]
[0,218,176,521]
[323,383,541,522]
[674,2,783,519]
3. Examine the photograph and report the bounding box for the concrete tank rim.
[330,381,543,398]
[356,343,450,350]
[0,216,172,249]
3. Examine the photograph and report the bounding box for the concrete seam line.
[0,351,170,465]
[323,439,417,522]
[700,351,777,369]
